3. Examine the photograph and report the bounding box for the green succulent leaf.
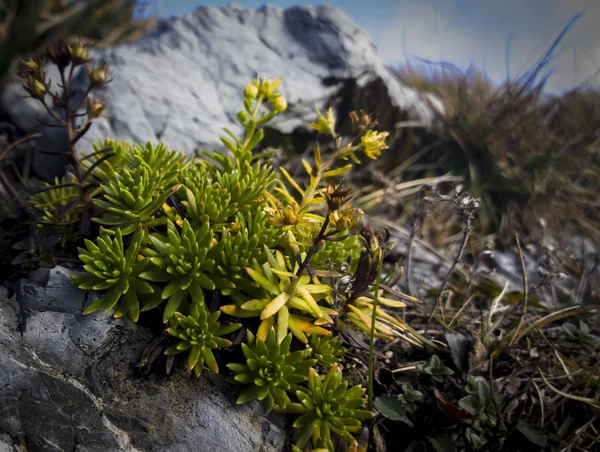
[308,332,346,369]
[228,328,316,412]
[278,365,374,451]
[72,224,157,321]
[165,302,240,376]
[139,219,216,322]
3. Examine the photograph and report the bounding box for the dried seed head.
[47,40,71,70]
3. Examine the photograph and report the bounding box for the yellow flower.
[308,108,336,138]
[360,130,389,159]
[264,192,321,241]
[266,198,301,226]
[329,206,363,231]
[259,77,282,100]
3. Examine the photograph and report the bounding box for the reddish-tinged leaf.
[433,388,470,420]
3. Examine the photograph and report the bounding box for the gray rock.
[0,267,285,451]
[1,4,434,181]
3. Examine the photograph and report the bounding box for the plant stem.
[296,214,331,277]
[368,251,383,411]
[425,218,472,333]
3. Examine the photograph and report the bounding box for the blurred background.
[142,0,600,93]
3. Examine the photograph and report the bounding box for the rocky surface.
[0,3,435,181]
[0,266,285,451]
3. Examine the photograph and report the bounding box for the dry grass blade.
[509,305,600,346]
[509,233,528,346]
[538,368,600,410]
[0,133,42,163]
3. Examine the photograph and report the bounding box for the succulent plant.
[221,246,334,343]
[308,332,346,369]
[93,164,181,235]
[80,138,131,184]
[207,226,261,297]
[226,329,316,412]
[71,224,159,321]
[416,355,454,383]
[236,207,286,251]
[125,141,186,189]
[280,365,374,451]
[179,163,238,229]
[165,303,241,376]
[213,160,276,213]
[57,74,398,447]
[138,219,219,322]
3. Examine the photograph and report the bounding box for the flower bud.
[236,110,249,125]
[86,97,106,119]
[281,205,300,225]
[86,63,111,87]
[20,58,40,73]
[68,42,92,65]
[244,84,258,99]
[259,78,271,96]
[24,75,49,99]
[271,95,287,113]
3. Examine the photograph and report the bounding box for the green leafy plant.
[226,328,316,412]
[165,303,241,376]
[308,332,346,369]
[374,383,423,426]
[221,246,334,344]
[416,354,454,383]
[139,219,216,322]
[458,376,498,447]
[71,223,158,321]
[51,74,405,447]
[29,175,80,238]
[279,364,374,451]
[92,163,181,234]
[562,320,600,349]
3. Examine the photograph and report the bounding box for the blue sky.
[139,1,600,92]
